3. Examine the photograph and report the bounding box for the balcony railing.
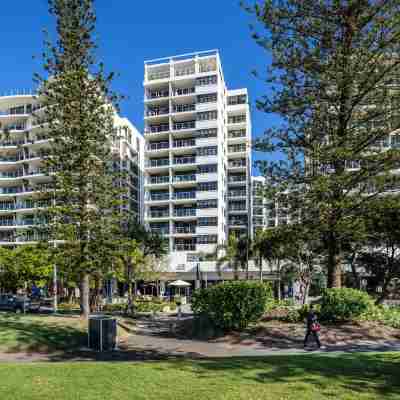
[173,104,195,113]
[173,174,196,182]
[174,226,196,234]
[150,227,170,235]
[0,219,14,226]
[0,139,25,147]
[173,156,196,165]
[173,191,196,200]
[228,175,247,183]
[228,115,247,124]
[146,108,169,117]
[228,145,247,153]
[229,206,247,212]
[228,190,247,197]
[147,90,169,99]
[229,160,246,168]
[147,142,169,151]
[229,219,248,226]
[173,139,196,148]
[148,71,170,81]
[173,121,195,131]
[228,129,246,138]
[174,208,196,217]
[146,159,169,168]
[145,124,170,134]
[148,176,169,184]
[174,243,196,251]
[175,67,195,77]
[174,87,195,96]
[0,156,18,162]
[0,187,24,195]
[149,211,170,218]
[0,171,24,179]
[148,193,170,201]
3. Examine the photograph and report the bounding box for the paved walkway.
[1,314,400,362]
[123,315,400,358]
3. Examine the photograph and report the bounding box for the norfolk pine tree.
[36,0,124,318]
[246,0,400,287]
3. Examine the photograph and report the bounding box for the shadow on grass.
[155,352,400,399]
[0,312,86,353]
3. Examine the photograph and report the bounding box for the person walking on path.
[304,305,321,349]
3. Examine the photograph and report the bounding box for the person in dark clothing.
[303,305,321,348]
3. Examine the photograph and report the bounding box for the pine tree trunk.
[327,243,342,288]
[80,272,90,319]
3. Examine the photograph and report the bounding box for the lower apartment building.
[143,50,256,283]
[0,93,144,246]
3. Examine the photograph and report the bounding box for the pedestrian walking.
[303,304,321,349]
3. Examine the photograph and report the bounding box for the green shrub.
[361,304,400,328]
[102,303,126,313]
[58,302,80,311]
[320,288,374,322]
[192,281,274,331]
[103,300,176,314]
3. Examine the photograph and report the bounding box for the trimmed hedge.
[192,281,274,331]
[320,288,374,322]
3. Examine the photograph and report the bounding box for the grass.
[0,312,87,352]
[0,353,399,399]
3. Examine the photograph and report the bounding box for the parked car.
[0,294,32,313]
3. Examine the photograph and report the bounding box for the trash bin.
[88,316,117,351]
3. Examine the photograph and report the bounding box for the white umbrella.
[168,280,191,287]
[168,280,191,298]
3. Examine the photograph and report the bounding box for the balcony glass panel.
[173,156,196,165]
[173,174,196,182]
[173,121,195,130]
[173,104,195,113]
[173,191,196,200]
[174,87,195,96]
[174,208,196,217]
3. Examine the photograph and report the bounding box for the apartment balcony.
[229,207,248,214]
[172,191,196,203]
[228,175,247,186]
[145,158,169,171]
[145,90,170,103]
[0,170,24,180]
[228,159,247,171]
[145,175,170,187]
[174,243,196,252]
[146,141,170,154]
[228,190,247,198]
[150,227,170,236]
[146,70,170,82]
[174,67,196,78]
[173,208,196,218]
[145,193,170,204]
[144,124,170,138]
[172,138,196,148]
[228,115,247,126]
[0,156,18,164]
[173,87,195,97]
[173,225,196,235]
[172,174,196,184]
[0,139,25,148]
[145,108,170,119]
[196,226,218,235]
[172,156,196,171]
[228,145,247,157]
[172,121,196,132]
[172,104,196,114]
[148,211,170,220]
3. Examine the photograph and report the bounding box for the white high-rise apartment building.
[0,93,144,246]
[143,50,252,278]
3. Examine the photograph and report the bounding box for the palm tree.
[215,234,250,280]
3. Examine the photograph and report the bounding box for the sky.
[0,0,277,175]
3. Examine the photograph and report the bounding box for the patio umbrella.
[168,280,191,296]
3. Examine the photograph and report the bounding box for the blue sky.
[0,0,276,175]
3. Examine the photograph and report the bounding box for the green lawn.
[0,353,399,400]
[0,312,86,352]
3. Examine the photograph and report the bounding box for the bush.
[192,281,273,331]
[361,304,400,329]
[320,288,374,322]
[102,303,126,313]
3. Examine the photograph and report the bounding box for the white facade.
[143,50,252,278]
[0,94,143,246]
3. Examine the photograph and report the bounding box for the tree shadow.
[154,353,400,398]
[0,312,86,353]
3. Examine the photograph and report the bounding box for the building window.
[197,93,217,103]
[198,217,218,226]
[198,182,218,191]
[197,146,217,156]
[197,235,218,244]
[197,199,218,208]
[228,115,246,124]
[196,128,218,138]
[196,75,217,86]
[197,111,218,121]
[228,95,247,105]
[197,164,217,174]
